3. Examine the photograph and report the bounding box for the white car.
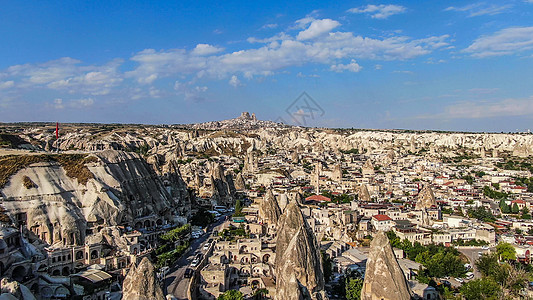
[456,278,464,283]
[482,246,489,250]
[203,243,210,250]
[191,259,199,267]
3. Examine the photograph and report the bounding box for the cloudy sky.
[1,1,533,131]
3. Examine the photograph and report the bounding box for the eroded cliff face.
[122,257,165,300]
[259,189,282,226]
[0,150,189,246]
[275,202,327,300]
[415,185,437,210]
[5,122,533,161]
[0,277,36,300]
[361,231,411,300]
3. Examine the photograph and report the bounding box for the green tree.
[191,208,215,227]
[499,199,510,213]
[475,252,500,277]
[460,278,501,300]
[496,242,516,261]
[217,290,244,300]
[386,230,401,248]
[345,277,363,300]
[512,203,520,214]
[252,288,269,300]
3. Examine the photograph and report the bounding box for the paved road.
[163,215,228,300]
[458,247,491,279]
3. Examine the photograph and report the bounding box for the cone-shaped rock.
[275,202,327,300]
[122,257,165,300]
[259,189,282,225]
[415,185,436,210]
[359,184,371,202]
[234,172,245,190]
[361,231,412,300]
[362,159,375,176]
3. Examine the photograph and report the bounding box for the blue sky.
[1,1,533,131]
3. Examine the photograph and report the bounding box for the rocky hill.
[0,150,192,247]
[188,111,288,130]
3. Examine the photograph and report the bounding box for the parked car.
[203,243,210,251]
[456,278,464,283]
[465,272,474,280]
[482,246,489,250]
[184,268,194,278]
[191,258,200,267]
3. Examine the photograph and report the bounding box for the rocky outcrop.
[208,162,235,206]
[234,173,245,190]
[358,184,371,202]
[122,257,165,300]
[0,278,36,300]
[415,185,437,210]
[259,189,282,225]
[362,159,374,176]
[361,231,411,300]
[0,150,187,247]
[275,202,327,300]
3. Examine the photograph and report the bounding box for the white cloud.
[174,80,209,102]
[463,26,533,57]
[374,64,383,70]
[296,19,340,41]
[418,96,533,120]
[72,98,94,107]
[330,60,362,72]
[348,4,406,19]
[6,57,123,95]
[192,44,224,56]
[445,3,511,17]
[392,70,413,74]
[261,23,278,30]
[229,75,242,87]
[444,97,533,118]
[52,98,64,109]
[49,97,94,109]
[0,81,14,89]
[0,15,451,99]
[126,28,449,82]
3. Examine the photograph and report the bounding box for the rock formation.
[234,172,245,190]
[332,164,342,182]
[415,185,437,210]
[362,159,374,176]
[361,231,412,300]
[275,202,327,300]
[358,184,371,202]
[0,150,188,247]
[0,278,36,300]
[122,257,165,300]
[259,189,282,225]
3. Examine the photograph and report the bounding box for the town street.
[163,214,228,300]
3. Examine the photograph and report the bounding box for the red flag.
[55,122,59,140]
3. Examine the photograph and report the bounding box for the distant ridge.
[187,112,290,130]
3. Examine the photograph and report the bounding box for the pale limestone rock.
[234,173,245,190]
[259,189,282,225]
[415,185,437,210]
[122,257,165,300]
[0,278,36,300]
[275,202,327,300]
[359,184,371,202]
[361,231,412,300]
